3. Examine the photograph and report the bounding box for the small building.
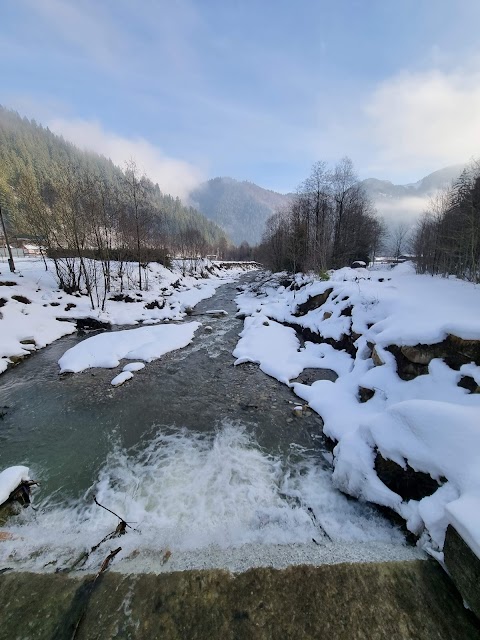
[23,244,43,256]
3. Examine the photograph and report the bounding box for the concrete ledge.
[444,525,480,621]
[1,560,480,639]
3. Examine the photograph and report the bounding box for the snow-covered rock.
[0,466,30,506]
[235,265,480,559]
[59,322,201,373]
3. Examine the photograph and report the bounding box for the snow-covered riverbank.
[0,257,253,376]
[235,264,480,560]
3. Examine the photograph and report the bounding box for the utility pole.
[0,205,15,272]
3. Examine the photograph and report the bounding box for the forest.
[413,161,480,282]
[258,157,385,273]
[0,106,229,304]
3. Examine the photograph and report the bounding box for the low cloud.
[365,66,480,173]
[374,195,430,227]
[49,118,204,200]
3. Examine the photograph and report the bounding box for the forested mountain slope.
[0,106,227,248]
[190,177,292,245]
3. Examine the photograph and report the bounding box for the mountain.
[191,166,466,246]
[190,177,292,246]
[361,165,466,225]
[0,105,228,247]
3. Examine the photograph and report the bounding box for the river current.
[0,273,421,572]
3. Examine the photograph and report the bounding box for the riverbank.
[235,264,480,563]
[1,275,417,575]
[0,257,255,375]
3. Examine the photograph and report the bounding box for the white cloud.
[23,0,123,71]
[365,67,480,172]
[49,118,205,199]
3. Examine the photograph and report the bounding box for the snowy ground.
[235,263,480,560]
[0,256,252,376]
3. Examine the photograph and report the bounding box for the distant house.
[23,244,43,256]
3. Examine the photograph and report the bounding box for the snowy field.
[235,263,480,560]
[0,256,250,376]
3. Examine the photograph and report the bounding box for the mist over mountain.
[191,165,466,246]
[190,177,292,246]
[362,164,466,226]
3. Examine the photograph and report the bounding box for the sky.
[2,0,480,198]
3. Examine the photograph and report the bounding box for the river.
[0,273,422,572]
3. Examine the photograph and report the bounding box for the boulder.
[76,318,111,332]
[375,453,442,501]
[294,288,333,316]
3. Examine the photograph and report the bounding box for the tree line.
[413,161,480,282]
[0,106,230,307]
[258,157,385,273]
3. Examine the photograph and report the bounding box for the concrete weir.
[1,560,480,639]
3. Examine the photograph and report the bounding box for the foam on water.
[0,423,406,572]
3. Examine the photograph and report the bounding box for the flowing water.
[0,273,422,572]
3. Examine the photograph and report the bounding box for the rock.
[19,339,35,346]
[109,293,136,303]
[204,309,228,317]
[322,311,332,320]
[204,326,213,333]
[291,368,337,385]
[371,346,384,366]
[64,303,77,311]
[401,345,437,366]
[11,295,31,304]
[387,345,429,380]
[294,288,333,316]
[358,386,375,403]
[375,453,442,501]
[458,376,480,394]
[340,305,353,317]
[8,355,25,365]
[76,318,111,332]
[144,299,164,310]
[444,524,480,621]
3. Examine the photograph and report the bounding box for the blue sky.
[2,0,480,196]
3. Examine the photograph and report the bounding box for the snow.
[0,466,30,505]
[59,323,201,373]
[233,315,349,384]
[235,265,480,559]
[111,371,134,387]
[204,309,229,316]
[123,362,145,372]
[0,257,254,375]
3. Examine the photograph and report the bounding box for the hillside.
[361,165,465,225]
[190,167,465,247]
[0,106,228,247]
[190,177,291,245]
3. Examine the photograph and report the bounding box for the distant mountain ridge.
[191,165,466,245]
[361,164,465,201]
[190,177,291,246]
